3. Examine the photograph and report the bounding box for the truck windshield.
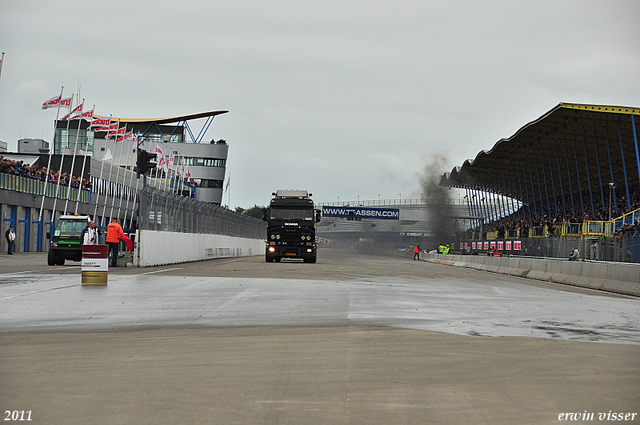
[56,220,86,236]
[270,208,314,221]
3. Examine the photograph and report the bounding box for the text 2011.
[4,411,32,421]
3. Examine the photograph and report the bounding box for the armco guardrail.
[425,253,640,297]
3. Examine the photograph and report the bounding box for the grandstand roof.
[93,110,229,124]
[440,103,640,209]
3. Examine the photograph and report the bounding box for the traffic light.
[136,149,157,176]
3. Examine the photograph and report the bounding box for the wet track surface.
[1,251,639,344]
[2,250,639,425]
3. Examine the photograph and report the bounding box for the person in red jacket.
[413,244,421,260]
[106,218,125,267]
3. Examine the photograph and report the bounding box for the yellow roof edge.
[560,103,640,116]
[92,110,229,124]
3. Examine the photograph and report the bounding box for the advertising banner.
[322,206,400,220]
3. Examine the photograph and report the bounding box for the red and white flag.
[90,117,111,128]
[93,122,119,132]
[60,96,73,108]
[107,126,126,139]
[155,144,166,170]
[80,109,94,120]
[62,103,83,120]
[42,95,62,110]
[114,132,133,143]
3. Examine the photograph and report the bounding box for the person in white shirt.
[568,247,579,261]
[82,221,102,245]
[5,225,16,255]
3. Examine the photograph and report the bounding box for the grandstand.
[440,102,640,262]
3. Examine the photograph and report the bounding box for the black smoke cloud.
[419,153,457,244]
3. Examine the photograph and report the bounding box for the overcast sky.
[1,1,639,209]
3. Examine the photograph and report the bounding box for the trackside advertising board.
[322,206,400,220]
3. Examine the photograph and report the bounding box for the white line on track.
[136,267,184,275]
[0,284,80,301]
[1,267,67,275]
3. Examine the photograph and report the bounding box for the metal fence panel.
[138,186,265,239]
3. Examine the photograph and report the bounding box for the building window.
[183,157,226,168]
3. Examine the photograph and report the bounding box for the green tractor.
[47,215,91,266]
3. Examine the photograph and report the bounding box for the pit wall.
[136,230,265,267]
[424,253,640,297]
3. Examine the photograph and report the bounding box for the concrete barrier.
[136,230,265,267]
[425,253,640,297]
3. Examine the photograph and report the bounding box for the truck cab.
[263,190,321,263]
[47,215,91,265]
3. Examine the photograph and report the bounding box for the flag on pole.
[155,144,166,171]
[42,94,62,110]
[103,148,113,161]
[63,102,84,120]
[60,96,72,108]
[80,108,94,120]
[89,117,111,128]
[107,125,126,139]
[93,122,119,132]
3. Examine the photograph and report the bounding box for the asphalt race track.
[1,249,639,424]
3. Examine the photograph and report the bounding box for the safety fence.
[137,185,265,239]
[471,207,640,240]
[451,236,640,263]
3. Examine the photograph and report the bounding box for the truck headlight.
[268,246,276,253]
[270,234,275,240]
[276,234,280,240]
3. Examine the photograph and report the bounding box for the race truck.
[263,190,321,263]
[47,214,91,265]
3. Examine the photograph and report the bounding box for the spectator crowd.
[465,185,640,239]
[0,155,91,190]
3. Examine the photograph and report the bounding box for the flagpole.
[74,104,94,213]
[109,124,127,219]
[64,98,84,214]
[102,118,120,220]
[122,134,138,230]
[161,144,168,192]
[116,131,134,227]
[51,94,75,219]
[152,142,160,188]
[38,86,64,222]
[226,172,231,208]
[162,145,170,193]
[125,136,141,231]
[94,114,112,222]
[0,52,5,83]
